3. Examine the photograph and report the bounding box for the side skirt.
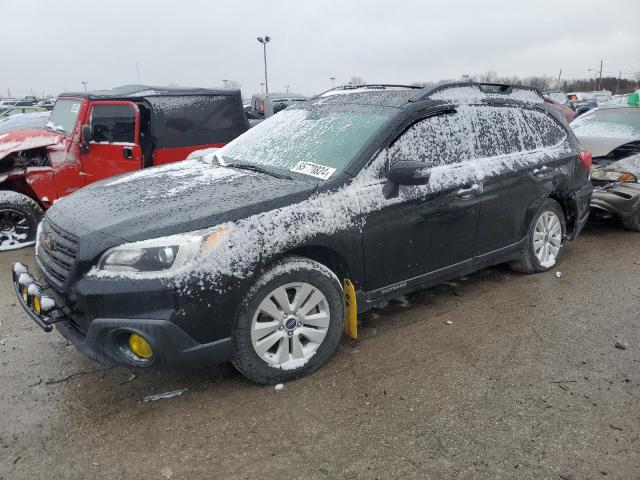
[356,238,526,313]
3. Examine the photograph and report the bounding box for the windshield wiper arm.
[225,163,292,180]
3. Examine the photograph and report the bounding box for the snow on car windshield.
[47,98,82,134]
[218,105,392,178]
[571,108,640,139]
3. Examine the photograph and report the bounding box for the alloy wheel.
[533,211,562,266]
[0,208,31,249]
[251,282,330,370]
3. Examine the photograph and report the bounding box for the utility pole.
[81,81,88,92]
[330,77,336,88]
[257,36,271,94]
[223,79,229,88]
[285,84,290,93]
[260,82,265,94]
[615,70,622,95]
[598,58,603,91]
[556,68,562,89]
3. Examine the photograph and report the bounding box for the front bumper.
[591,183,640,219]
[12,262,232,369]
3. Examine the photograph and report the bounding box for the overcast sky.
[2,0,639,98]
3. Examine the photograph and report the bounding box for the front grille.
[37,219,79,289]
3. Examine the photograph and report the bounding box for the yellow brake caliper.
[343,279,358,339]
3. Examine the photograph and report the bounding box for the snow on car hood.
[46,158,318,243]
[603,153,640,178]
[575,135,638,158]
[0,129,61,161]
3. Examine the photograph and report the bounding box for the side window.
[387,111,474,168]
[470,106,567,157]
[470,107,526,157]
[90,105,135,143]
[523,110,567,148]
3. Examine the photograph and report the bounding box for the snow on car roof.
[59,84,240,99]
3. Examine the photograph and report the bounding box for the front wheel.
[231,256,345,384]
[510,198,566,273]
[621,207,640,232]
[0,191,43,251]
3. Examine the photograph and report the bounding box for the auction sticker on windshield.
[290,161,336,180]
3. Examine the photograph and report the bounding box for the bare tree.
[227,80,241,89]
[478,71,498,83]
[348,76,366,86]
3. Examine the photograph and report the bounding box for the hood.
[576,136,639,157]
[0,129,62,161]
[47,159,317,246]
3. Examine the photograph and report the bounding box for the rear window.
[148,95,248,148]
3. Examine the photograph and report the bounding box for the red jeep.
[0,85,249,250]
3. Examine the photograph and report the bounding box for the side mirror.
[387,160,431,185]
[80,124,91,154]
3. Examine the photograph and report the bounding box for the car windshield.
[571,107,640,138]
[46,98,82,134]
[219,104,392,179]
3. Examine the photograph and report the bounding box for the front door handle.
[453,184,481,200]
[122,147,133,159]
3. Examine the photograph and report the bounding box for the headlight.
[591,169,637,183]
[97,227,229,273]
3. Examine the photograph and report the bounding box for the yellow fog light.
[33,296,42,315]
[128,333,153,360]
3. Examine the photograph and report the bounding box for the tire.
[621,207,640,232]
[231,256,345,384]
[0,191,43,251]
[510,198,566,274]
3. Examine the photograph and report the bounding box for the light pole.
[223,79,229,88]
[260,82,265,94]
[330,77,336,88]
[285,84,290,93]
[81,81,87,92]
[257,36,271,94]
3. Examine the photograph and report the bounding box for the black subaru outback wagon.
[13,83,592,384]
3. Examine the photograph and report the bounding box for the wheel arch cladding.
[285,245,353,285]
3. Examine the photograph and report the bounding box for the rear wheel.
[0,191,43,251]
[231,256,345,384]
[510,198,565,273]
[621,207,640,232]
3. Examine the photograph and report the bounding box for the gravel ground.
[1,223,639,480]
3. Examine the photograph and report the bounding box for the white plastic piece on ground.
[275,383,285,391]
[142,388,187,402]
[445,320,453,325]
[555,271,563,278]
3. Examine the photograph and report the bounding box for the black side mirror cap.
[80,124,91,154]
[387,160,431,185]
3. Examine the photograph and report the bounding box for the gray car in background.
[571,94,640,230]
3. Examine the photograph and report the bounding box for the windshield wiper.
[225,162,292,180]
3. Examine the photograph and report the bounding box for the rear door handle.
[453,184,481,200]
[78,171,93,177]
[122,147,133,159]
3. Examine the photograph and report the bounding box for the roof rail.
[317,84,422,98]
[421,82,543,103]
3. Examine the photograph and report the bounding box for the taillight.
[578,151,592,172]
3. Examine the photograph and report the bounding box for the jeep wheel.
[510,198,566,273]
[231,256,345,384]
[621,207,640,232]
[0,191,43,251]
